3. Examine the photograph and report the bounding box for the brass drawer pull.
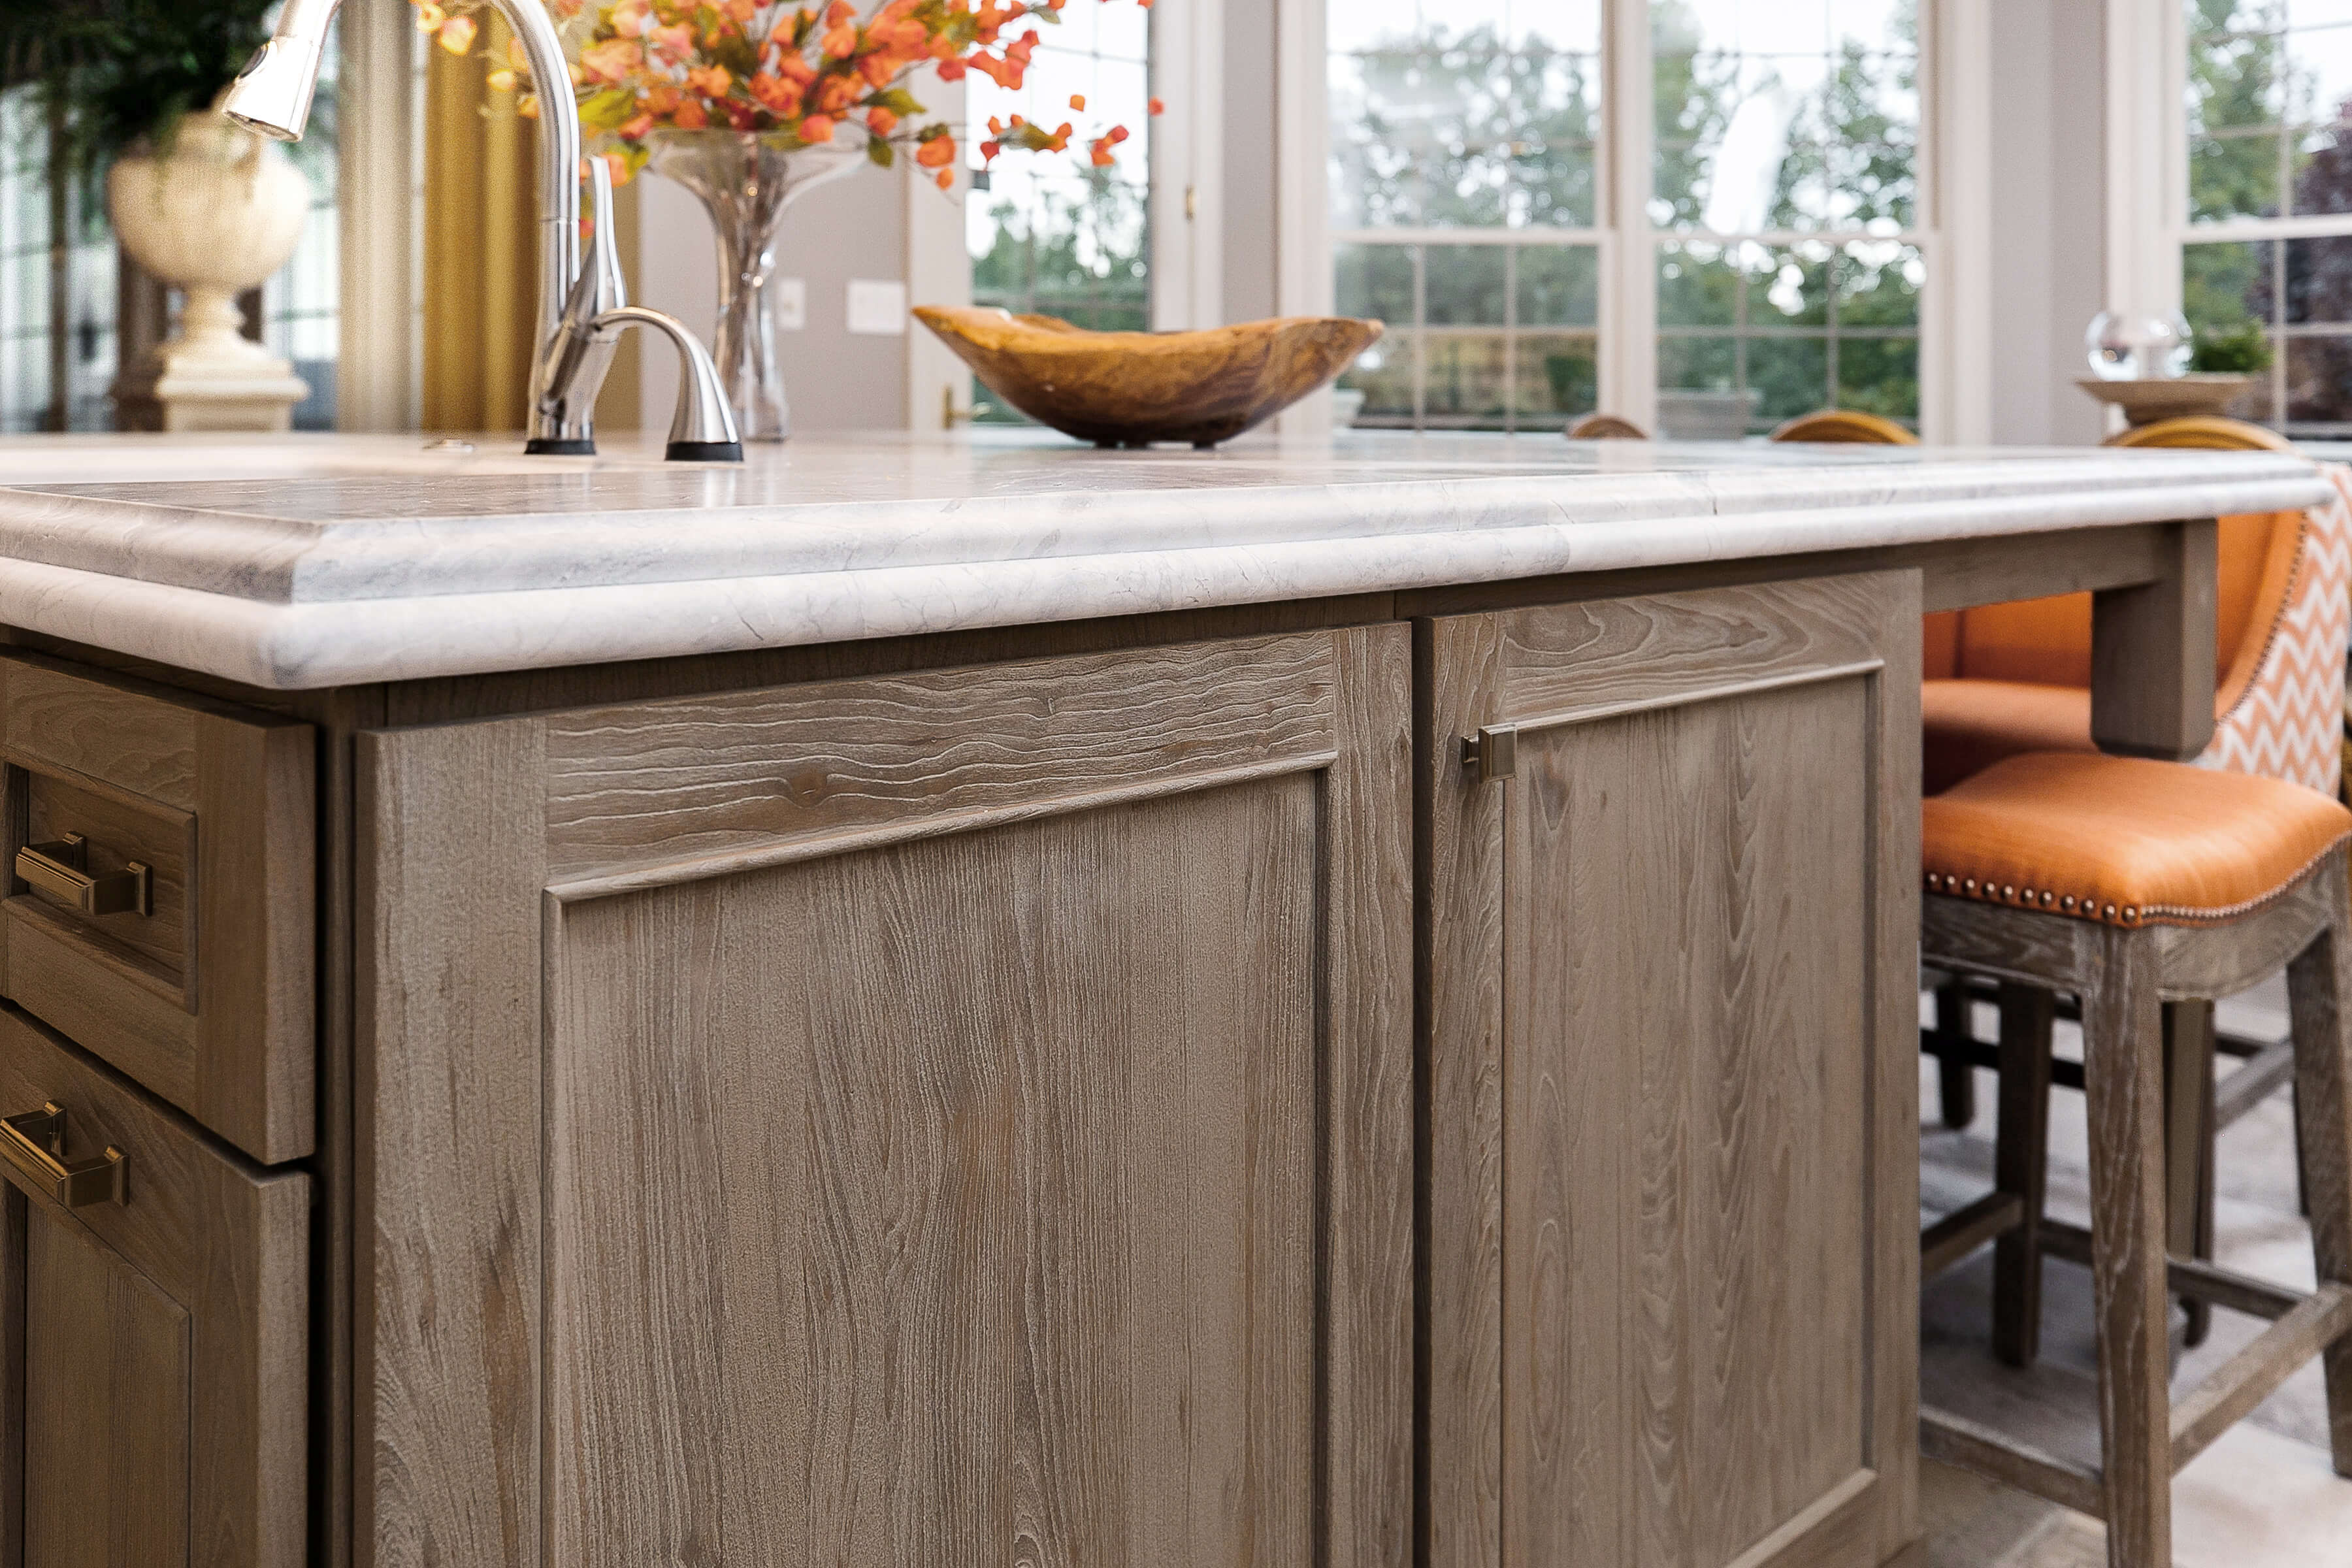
[0,1103,125,1208]
[16,834,150,917]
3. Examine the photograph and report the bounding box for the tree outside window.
[2182,0,2352,436]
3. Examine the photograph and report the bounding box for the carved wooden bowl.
[914,306,1384,448]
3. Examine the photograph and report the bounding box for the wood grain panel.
[1497,576,1889,727]
[1,656,199,811]
[355,718,546,1568]
[0,1005,309,1568]
[1426,571,1920,1568]
[0,909,197,1111]
[540,632,1339,875]
[1324,624,1416,1568]
[192,710,316,1160]
[23,1208,191,1568]
[1422,613,1506,1568]
[1503,680,1872,1567]
[361,626,1411,1568]
[547,779,1321,1567]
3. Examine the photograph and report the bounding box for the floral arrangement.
[410,0,1145,188]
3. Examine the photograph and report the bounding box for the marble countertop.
[0,429,2328,689]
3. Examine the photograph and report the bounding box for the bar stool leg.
[2082,928,2174,1568]
[2285,865,2352,1477]
[2165,1000,2217,1347]
[1993,981,2054,1367]
[1935,976,1978,1130]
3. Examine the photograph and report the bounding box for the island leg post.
[2090,516,2218,761]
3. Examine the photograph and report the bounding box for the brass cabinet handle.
[15,834,150,917]
[0,1103,126,1208]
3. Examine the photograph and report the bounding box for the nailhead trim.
[1922,829,2352,928]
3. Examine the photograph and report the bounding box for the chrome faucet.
[224,0,742,461]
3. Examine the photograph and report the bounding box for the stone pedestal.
[113,287,309,433]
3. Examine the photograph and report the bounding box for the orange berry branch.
[408,0,1152,191]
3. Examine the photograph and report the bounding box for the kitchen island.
[0,430,2323,1568]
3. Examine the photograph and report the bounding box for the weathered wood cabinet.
[0,1005,308,1568]
[1422,574,1923,1568]
[356,626,1416,1568]
[0,572,1931,1568]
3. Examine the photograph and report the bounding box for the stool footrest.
[2213,1037,2298,1132]
[1922,1191,2026,1280]
[1918,1026,2083,1091]
[2170,1282,2352,1471]
[2038,1218,2306,1319]
[1920,1406,2104,1519]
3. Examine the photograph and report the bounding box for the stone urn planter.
[107,109,312,432]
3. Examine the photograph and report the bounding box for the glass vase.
[647,131,864,440]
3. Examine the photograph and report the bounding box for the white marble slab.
[0,429,2328,689]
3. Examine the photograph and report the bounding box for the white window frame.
[1277,0,1991,442]
[2153,0,2352,434]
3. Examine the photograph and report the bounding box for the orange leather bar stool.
[1916,751,2352,1568]
[1916,417,2347,1345]
[1564,412,1648,440]
[1768,408,1920,444]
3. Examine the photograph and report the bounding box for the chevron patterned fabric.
[2198,463,2352,799]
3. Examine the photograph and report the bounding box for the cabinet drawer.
[0,653,314,1162]
[0,1004,308,1568]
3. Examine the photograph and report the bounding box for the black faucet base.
[523,438,597,457]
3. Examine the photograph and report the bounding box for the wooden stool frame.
[1917,847,2352,1567]
[1923,978,2308,1347]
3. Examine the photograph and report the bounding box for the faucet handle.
[591,307,744,462]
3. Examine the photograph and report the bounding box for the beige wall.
[634,165,911,436]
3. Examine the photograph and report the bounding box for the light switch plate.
[846,278,909,336]
[770,276,806,331]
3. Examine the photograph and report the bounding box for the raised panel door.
[1424,574,1922,1568]
[359,626,1414,1568]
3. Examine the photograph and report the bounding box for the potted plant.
[7,1,315,431]
[421,0,1145,439]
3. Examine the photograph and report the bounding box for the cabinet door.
[358,627,1413,1568]
[0,1006,309,1568]
[1424,574,1921,1568]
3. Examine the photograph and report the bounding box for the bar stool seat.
[1923,751,2352,927]
[1917,749,2352,1568]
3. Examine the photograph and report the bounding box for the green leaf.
[578,88,638,131]
[868,136,896,168]
[713,35,759,78]
[868,87,925,116]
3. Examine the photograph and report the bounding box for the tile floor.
[1917,978,2352,1566]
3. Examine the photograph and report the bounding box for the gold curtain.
[423,15,637,434]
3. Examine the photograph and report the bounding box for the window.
[0,90,120,434]
[0,32,341,435]
[1652,1,1923,438]
[1328,3,1604,433]
[1320,0,1933,438]
[2181,0,2352,436]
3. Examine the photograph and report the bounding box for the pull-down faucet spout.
[225,0,740,461]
